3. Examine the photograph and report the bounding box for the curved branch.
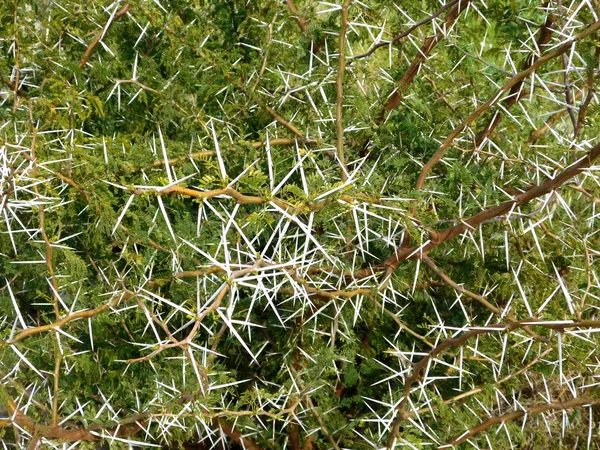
[575,44,600,139]
[132,184,378,215]
[416,18,600,190]
[0,387,99,442]
[2,78,28,97]
[78,3,130,69]
[5,292,127,344]
[285,0,307,32]
[370,140,600,276]
[448,397,600,445]
[473,6,557,148]
[1,413,100,442]
[381,0,471,116]
[386,318,600,448]
[353,0,461,60]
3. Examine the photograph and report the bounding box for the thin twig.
[412,347,553,416]
[575,44,600,139]
[422,256,545,340]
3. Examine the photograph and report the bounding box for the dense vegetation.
[1,1,600,448]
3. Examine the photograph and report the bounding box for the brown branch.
[416,17,600,190]
[251,45,270,92]
[0,388,99,442]
[0,413,100,442]
[5,292,126,344]
[557,0,579,132]
[51,170,92,203]
[171,263,432,349]
[1,386,268,448]
[2,78,28,98]
[173,266,225,280]
[355,139,600,278]
[413,347,553,416]
[423,256,501,315]
[136,184,279,206]
[353,0,461,59]
[560,53,578,130]
[526,108,568,145]
[381,0,471,116]
[335,0,352,181]
[285,0,325,55]
[575,44,600,139]
[263,104,305,138]
[52,353,62,426]
[132,184,336,215]
[577,230,593,320]
[156,254,370,290]
[134,181,389,218]
[385,318,600,448]
[293,371,342,450]
[290,423,302,450]
[126,266,263,366]
[124,296,188,364]
[423,256,545,341]
[125,284,230,364]
[213,418,266,450]
[0,398,283,448]
[78,3,130,69]
[29,110,60,320]
[567,184,600,203]
[28,104,64,426]
[285,0,307,32]
[473,7,557,148]
[448,397,600,445]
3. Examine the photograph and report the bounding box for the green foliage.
[1,0,600,449]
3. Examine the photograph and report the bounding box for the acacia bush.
[1,1,600,448]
